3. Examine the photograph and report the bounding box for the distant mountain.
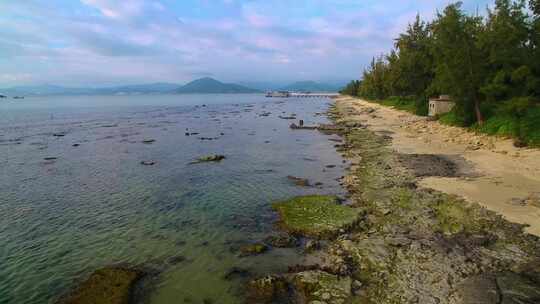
[0,83,181,97]
[280,81,339,93]
[175,77,260,94]
[0,79,260,96]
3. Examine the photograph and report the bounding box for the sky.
[0,0,492,87]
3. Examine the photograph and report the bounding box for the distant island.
[0,78,344,97]
[0,78,261,97]
[175,77,260,94]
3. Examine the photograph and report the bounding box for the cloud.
[0,0,493,87]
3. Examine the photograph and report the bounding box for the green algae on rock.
[246,275,289,303]
[58,267,143,304]
[239,243,269,257]
[292,270,351,304]
[272,195,361,238]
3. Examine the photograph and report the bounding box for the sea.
[0,94,345,304]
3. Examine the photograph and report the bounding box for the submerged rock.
[239,243,268,257]
[286,176,311,187]
[272,195,361,238]
[191,155,226,164]
[265,234,299,248]
[223,267,252,281]
[58,267,143,304]
[279,115,296,120]
[140,161,156,166]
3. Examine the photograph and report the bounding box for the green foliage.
[475,115,519,137]
[353,0,540,146]
[520,107,540,146]
[472,98,540,146]
[380,96,417,114]
[340,80,361,96]
[439,110,468,127]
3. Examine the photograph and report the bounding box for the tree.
[393,14,435,98]
[431,2,487,125]
[340,80,361,96]
[479,0,532,100]
[359,56,391,100]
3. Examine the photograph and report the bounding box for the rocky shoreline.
[246,100,540,303]
[56,99,540,304]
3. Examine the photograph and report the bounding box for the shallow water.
[0,94,345,303]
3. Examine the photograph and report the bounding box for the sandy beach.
[336,96,540,236]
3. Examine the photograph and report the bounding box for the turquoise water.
[0,94,345,303]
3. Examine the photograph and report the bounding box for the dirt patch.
[397,153,476,178]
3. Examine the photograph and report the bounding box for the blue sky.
[0,0,492,87]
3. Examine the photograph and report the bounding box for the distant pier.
[266,91,339,98]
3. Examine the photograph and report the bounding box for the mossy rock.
[272,195,361,238]
[58,267,143,304]
[433,197,490,235]
[292,270,351,304]
[247,275,289,303]
[264,234,299,248]
[198,155,225,162]
[239,243,268,257]
[286,176,311,187]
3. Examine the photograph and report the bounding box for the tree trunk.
[474,98,484,125]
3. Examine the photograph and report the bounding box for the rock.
[304,240,321,252]
[514,138,528,148]
[272,195,361,238]
[198,137,219,141]
[515,259,540,284]
[497,272,540,304]
[317,124,346,133]
[239,243,268,257]
[291,271,351,304]
[287,176,311,187]
[386,237,411,247]
[343,121,363,128]
[167,255,186,265]
[265,234,299,248]
[57,267,144,304]
[290,123,317,130]
[191,155,226,164]
[247,275,289,303]
[223,267,251,280]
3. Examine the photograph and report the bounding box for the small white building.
[428,95,455,117]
